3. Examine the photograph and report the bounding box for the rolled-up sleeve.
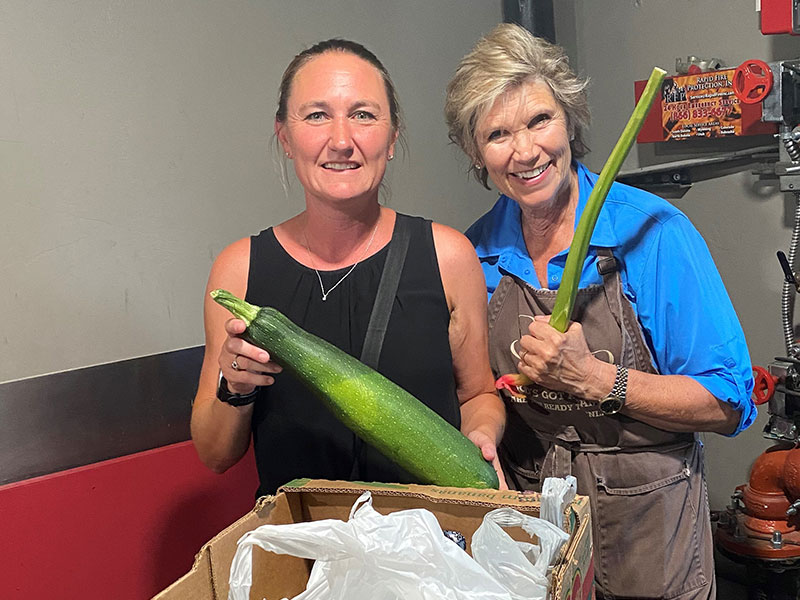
[632,213,756,436]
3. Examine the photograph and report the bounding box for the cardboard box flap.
[154,495,282,600]
[277,479,591,568]
[279,477,591,513]
[153,548,214,600]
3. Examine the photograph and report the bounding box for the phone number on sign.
[670,106,732,121]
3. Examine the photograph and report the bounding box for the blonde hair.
[444,23,590,189]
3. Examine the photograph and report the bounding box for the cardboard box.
[153,479,594,600]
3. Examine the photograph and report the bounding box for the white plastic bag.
[228,491,514,600]
[471,507,570,600]
[228,478,576,600]
[540,475,577,529]
[469,476,575,599]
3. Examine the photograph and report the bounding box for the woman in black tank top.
[190,38,505,495]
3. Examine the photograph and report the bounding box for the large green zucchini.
[211,289,499,489]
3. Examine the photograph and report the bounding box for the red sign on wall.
[634,69,777,143]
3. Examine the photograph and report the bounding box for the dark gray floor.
[717,548,748,599]
[715,546,800,600]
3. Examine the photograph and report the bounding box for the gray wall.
[0,1,501,383]
[3,0,789,514]
[568,0,800,510]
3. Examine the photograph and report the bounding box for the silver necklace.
[303,216,380,301]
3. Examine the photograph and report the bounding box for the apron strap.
[595,249,618,277]
[596,247,643,370]
[595,247,660,375]
[539,434,696,479]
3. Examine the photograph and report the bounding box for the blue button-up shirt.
[466,161,756,435]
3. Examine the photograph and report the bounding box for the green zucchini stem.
[549,66,666,333]
[210,289,260,326]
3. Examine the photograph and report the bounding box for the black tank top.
[246,213,460,495]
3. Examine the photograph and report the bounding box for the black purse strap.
[350,214,411,480]
[359,213,411,368]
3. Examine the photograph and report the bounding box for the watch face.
[600,396,623,415]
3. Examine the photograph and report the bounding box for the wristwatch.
[216,374,259,407]
[599,365,628,415]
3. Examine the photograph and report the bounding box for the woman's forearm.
[190,379,254,473]
[582,359,741,434]
[623,370,740,434]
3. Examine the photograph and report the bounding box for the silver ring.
[231,357,241,371]
[519,349,528,361]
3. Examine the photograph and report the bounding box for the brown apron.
[488,250,715,600]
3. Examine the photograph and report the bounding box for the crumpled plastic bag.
[228,477,576,600]
[540,475,577,529]
[228,491,512,600]
[469,476,574,599]
[471,507,569,599]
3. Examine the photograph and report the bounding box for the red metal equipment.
[634,61,778,144]
[715,358,800,598]
[734,59,775,105]
[717,444,800,559]
[761,0,800,36]
[753,365,779,406]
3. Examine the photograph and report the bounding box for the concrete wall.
[567,0,800,509]
[4,0,790,515]
[0,1,501,383]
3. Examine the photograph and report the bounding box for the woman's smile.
[510,160,552,183]
[321,161,361,171]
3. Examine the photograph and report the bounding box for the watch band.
[216,375,259,407]
[599,364,628,415]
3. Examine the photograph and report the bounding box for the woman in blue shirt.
[445,23,754,600]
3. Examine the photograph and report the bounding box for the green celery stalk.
[495,67,665,396]
[549,66,666,333]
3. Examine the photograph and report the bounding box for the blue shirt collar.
[473,161,618,261]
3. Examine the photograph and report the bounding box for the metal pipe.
[784,131,800,162]
[503,0,556,43]
[782,193,800,356]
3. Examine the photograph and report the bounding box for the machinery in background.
[619,52,800,598]
[620,58,789,198]
[716,352,800,598]
[597,7,800,596]
[717,300,800,599]
[693,58,800,600]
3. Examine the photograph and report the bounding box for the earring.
[387,154,394,161]
[474,163,483,170]
[285,151,292,159]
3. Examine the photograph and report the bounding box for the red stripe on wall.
[0,440,258,599]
